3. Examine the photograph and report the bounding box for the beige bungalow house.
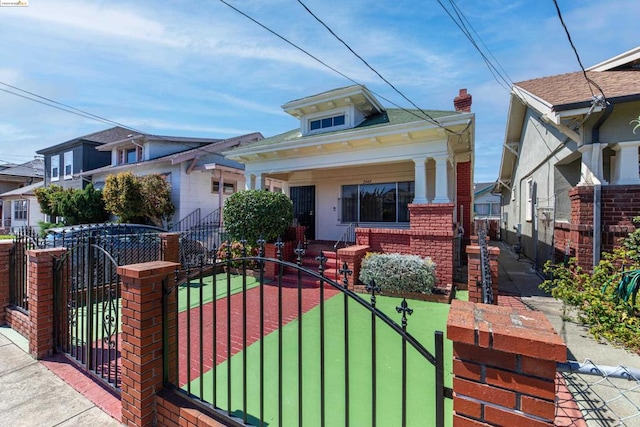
[224,85,475,286]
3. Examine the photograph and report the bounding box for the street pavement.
[0,326,121,427]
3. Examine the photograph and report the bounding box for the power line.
[295,0,450,130]
[218,0,471,136]
[551,0,607,102]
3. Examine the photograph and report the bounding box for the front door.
[290,185,316,240]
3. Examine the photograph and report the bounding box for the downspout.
[590,104,614,266]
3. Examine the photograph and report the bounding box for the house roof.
[473,182,496,197]
[282,84,385,118]
[516,70,640,110]
[0,159,44,179]
[81,132,261,177]
[226,108,461,152]
[0,180,43,198]
[36,126,133,154]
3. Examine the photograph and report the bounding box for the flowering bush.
[359,252,436,294]
[216,240,258,268]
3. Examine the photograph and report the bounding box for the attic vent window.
[309,114,346,131]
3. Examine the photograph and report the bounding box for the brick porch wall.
[356,203,455,287]
[554,185,640,270]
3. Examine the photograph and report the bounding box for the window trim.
[525,178,533,222]
[307,112,347,135]
[13,199,27,221]
[340,181,414,224]
[51,155,60,182]
[63,151,73,180]
[211,179,236,195]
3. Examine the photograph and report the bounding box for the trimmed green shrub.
[359,252,436,294]
[223,190,294,245]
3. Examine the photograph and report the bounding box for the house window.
[13,200,27,220]
[51,155,60,181]
[474,203,490,216]
[491,203,501,215]
[309,114,346,132]
[341,181,414,223]
[212,180,235,195]
[63,151,73,179]
[119,146,143,165]
[525,178,533,222]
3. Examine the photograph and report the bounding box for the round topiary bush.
[359,252,436,294]
[223,190,294,244]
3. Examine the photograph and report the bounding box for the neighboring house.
[36,127,125,189]
[224,85,475,286]
[83,132,263,227]
[0,159,44,231]
[473,182,501,239]
[496,46,640,270]
[0,181,44,233]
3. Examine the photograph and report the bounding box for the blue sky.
[0,0,638,182]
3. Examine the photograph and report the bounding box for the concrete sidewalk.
[0,326,121,427]
[493,240,640,426]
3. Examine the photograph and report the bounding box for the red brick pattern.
[156,390,225,427]
[27,248,65,359]
[5,307,29,338]
[118,261,180,427]
[447,300,566,427]
[336,245,369,290]
[160,232,181,265]
[466,245,499,305]
[0,240,12,325]
[456,161,472,240]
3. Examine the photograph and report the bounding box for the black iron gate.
[163,240,452,426]
[53,238,122,391]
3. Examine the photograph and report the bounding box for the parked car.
[45,223,167,267]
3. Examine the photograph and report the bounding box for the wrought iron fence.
[9,227,42,312]
[477,225,494,305]
[163,241,451,427]
[557,360,640,426]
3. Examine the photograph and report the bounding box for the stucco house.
[0,159,44,232]
[496,46,640,270]
[83,131,263,228]
[473,182,501,239]
[224,85,475,286]
[0,181,44,233]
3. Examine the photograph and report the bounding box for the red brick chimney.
[454,88,472,112]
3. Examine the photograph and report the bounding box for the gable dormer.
[282,85,385,136]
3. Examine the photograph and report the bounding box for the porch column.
[413,157,428,204]
[611,141,640,185]
[578,144,597,186]
[254,173,266,190]
[244,172,255,190]
[217,170,224,213]
[433,155,450,203]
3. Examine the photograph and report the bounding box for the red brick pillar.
[336,245,369,291]
[159,232,181,265]
[466,244,500,304]
[456,161,472,241]
[0,240,13,325]
[447,300,566,426]
[569,186,594,271]
[118,261,180,427]
[409,203,455,286]
[27,248,65,359]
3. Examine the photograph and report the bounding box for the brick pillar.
[0,240,13,325]
[118,261,180,427]
[336,245,369,291]
[569,186,594,271]
[409,203,455,286]
[447,300,566,426]
[159,232,181,265]
[466,244,500,305]
[456,161,472,241]
[27,248,65,359]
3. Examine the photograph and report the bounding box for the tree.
[34,183,108,225]
[140,174,175,227]
[103,172,174,227]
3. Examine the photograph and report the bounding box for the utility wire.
[295,0,450,130]
[551,0,607,103]
[218,0,471,136]
[0,82,242,158]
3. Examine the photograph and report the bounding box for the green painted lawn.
[177,274,261,313]
[187,292,456,427]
